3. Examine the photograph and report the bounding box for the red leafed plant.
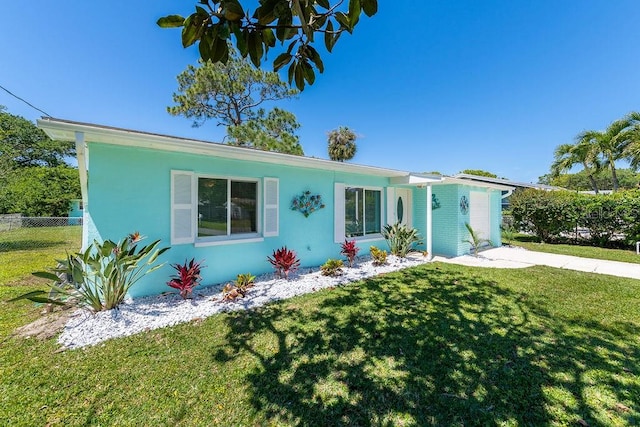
[340,239,360,267]
[267,246,300,280]
[167,258,203,299]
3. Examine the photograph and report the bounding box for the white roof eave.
[37,118,410,178]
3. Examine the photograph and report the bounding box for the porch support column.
[426,184,433,260]
[75,131,89,250]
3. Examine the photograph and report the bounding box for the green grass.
[0,226,82,287]
[0,226,81,340]
[2,258,639,425]
[505,234,640,264]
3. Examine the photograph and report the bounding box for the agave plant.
[463,223,492,257]
[12,232,169,312]
[382,222,422,258]
[167,258,203,299]
[267,246,300,280]
[340,239,359,267]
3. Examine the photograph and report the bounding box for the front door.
[395,188,412,227]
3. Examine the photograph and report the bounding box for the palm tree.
[327,127,357,162]
[582,112,640,191]
[622,112,640,170]
[551,140,601,193]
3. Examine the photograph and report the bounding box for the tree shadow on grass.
[0,239,66,252]
[212,265,639,426]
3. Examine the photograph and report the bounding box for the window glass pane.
[198,178,227,237]
[365,190,381,234]
[345,187,364,237]
[231,181,257,234]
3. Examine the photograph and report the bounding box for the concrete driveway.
[433,246,640,280]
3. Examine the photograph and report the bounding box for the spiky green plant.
[382,222,421,258]
[11,232,169,312]
[463,223,492,257]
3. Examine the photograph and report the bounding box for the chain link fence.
[0,215,82,253]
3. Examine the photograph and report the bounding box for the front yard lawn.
[507,234,640,264]
[2,261,639,426]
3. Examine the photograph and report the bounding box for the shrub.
[510,189,580,243]
[267,246,300,279]
[340,239,359,267]
[321,259,344,276]
[235,273,256,295]
[510,188,640,247]
[221,273,256,300]
[167,258,202,299]
[222,283,241,301]
[369,246,387,266]
[382,222,421,258]
[13,232,169,312]
[463,223,492,257]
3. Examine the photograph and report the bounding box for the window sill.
[346,234,385,243]
[195,235,264,247]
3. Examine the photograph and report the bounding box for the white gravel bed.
[59,254,430,349]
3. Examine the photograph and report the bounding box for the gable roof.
[453,173,562,191]
[37,117,515,193]
[37,117,411,178]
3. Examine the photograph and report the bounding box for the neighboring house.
[38,118,512,297]
[68,199,83,225]
[453,173,562,210]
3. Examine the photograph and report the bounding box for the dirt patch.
[13,308,72,341]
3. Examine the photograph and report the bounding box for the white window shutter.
[171,171,195,245]
[386,187,395,225]
[334,183,345,243]
[264,178,279,237]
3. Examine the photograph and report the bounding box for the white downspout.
[426,184,433,260]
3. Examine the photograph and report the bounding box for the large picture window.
[345,187,381,237]
[198,177,257,238]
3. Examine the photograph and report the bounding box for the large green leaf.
[234,28,249,56]
[223,0,245,21]
[316,0,330,9]
[288,61,297,85]
[300,60,315,85]
[335,11,352,32]
[348,0,361,27]
[247,31,263,67]
[294,61,305,91]
[255,0,279,24]
[198,33,213,61]
[32,271,61,282]
[305,45,324,73]
[181,15,201,48]
[361,0,378,17]
[157,15,185,28]
[7,290,66,306]
[262,28,276,48]
[273,53,292,71]
[324,20,336,52]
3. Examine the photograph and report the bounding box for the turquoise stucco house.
[38,118,512,297]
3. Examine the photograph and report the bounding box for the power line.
[0,83,52,117]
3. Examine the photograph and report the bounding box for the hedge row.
[509,189,640,247]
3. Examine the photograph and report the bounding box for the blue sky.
[2,1,639,183]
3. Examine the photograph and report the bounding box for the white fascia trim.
[37,118,409,178]
[390,174,443,185]
[435,177,514,191]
